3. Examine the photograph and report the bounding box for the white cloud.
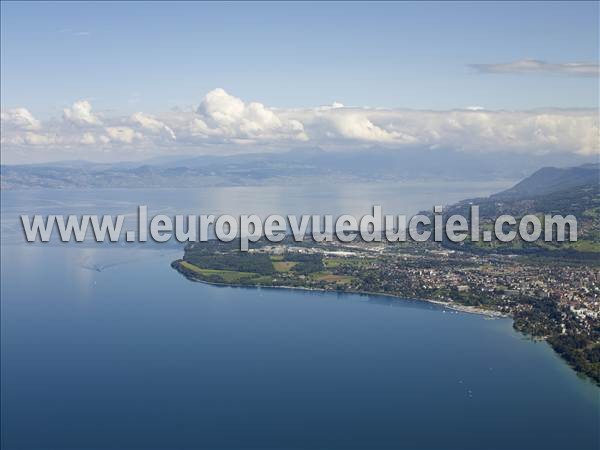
[470,59,599,77]
[193,88,307,141]
[1,108,40,130]
[80,132,96,145]
[63,100,102,126]
[131,112,176,140]
[288,107,599,155]
[316,109,409,143]
[23,132,57,146]
[1,89,598,158]
[105,126,143,144]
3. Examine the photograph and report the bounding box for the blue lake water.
[1,184,598,449]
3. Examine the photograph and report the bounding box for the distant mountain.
[1,148,596,189]
[440,163,600,258]
[493,164,599,199]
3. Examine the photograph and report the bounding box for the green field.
[179,261,271,284]
[272,260,297,272]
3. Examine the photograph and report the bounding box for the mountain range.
[1,148,595,189]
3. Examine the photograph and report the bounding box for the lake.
[1,183,598,450]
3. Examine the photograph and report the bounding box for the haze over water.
[1,183,598,449]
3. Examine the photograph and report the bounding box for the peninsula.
[172,165,600,384]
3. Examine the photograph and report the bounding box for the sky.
[1,1,598,163]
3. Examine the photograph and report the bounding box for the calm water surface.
[1,184,598,450]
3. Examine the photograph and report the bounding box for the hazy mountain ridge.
[1,148,595,189]
[446,163,600,214]
[493,163,599,199]
[439,164,600,257]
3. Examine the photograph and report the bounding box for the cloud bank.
[470,59,600,77]
[1,88,599,161]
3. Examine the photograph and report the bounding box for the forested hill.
[440,164,600,258]
[445,164,599,218]
[493,163,599,200]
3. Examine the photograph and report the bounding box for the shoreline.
[171,260,599,386]
[171,261,507,318]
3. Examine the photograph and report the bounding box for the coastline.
[171,260,507,318]
[171,259,599,386]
